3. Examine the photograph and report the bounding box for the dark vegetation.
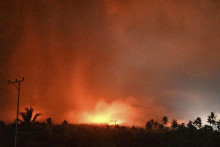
[1,107,220,147]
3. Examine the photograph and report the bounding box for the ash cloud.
[0,0,220,124]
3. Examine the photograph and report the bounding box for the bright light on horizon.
[67,100,138,125]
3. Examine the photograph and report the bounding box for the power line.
[9,77,24,147]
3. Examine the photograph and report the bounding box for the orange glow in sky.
[81,101,125,125]
[0,0,219,125]
[67,100,140,125]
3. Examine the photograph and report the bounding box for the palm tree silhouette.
[162,116,168,126]
[153,120,159,128]
[193,117,202,129]
[19,107,41,126]
[145,119,154,131]
[171,119,178,129]
[207,112,217,127]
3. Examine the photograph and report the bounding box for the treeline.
[145,112,220,132]
[0,107,220,146]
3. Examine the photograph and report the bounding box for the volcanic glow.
[81,100,134,125]
[0,0,219,125]
[67,100,139,125]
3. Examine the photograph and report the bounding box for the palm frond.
[19,112,28,122]
[31,113,41,123]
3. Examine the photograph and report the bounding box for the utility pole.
[9,77,24,147]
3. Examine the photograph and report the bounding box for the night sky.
[0,0,220,125]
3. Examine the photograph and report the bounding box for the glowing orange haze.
[0,0,219,126]
[63,62,168,126]
[68,100,137,125]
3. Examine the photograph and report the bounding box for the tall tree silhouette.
[207,112,217,127]
[145,119,154,131]
[193,117,202,129]
[162,116,168,126]
[171,119,178,129]
[19,107,41,126]
[153,120,159,129]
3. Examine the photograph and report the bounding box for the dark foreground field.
[1,122,220,147]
